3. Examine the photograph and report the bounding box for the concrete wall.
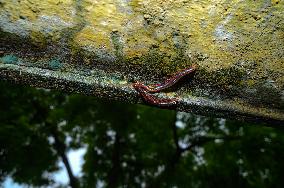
[0,0,283,124]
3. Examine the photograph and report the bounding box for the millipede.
[133,64,197,108]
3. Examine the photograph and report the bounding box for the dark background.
[0,81,283,188]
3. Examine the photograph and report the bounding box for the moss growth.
[0,29,51,56]
[0,0,75,22]
[124,45,195,80]
[110,30,124,59]
[30,31,48,49]
[244,80,284,110]
[195,65,246,97]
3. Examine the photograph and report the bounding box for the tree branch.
[31,100,79,188]
[181,135,240,153]
[106,134,122,188]
[147,123,240,188]
[49,124,79,188]
[171,119,181,152]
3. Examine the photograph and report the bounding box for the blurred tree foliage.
[0,81,283,188]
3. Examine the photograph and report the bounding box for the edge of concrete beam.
[0,63,283,126]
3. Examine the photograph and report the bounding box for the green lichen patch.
[48,59,62,70]
[0,55,19,64]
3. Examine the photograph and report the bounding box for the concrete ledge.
[1,63,283,125]
[1,0,283,125]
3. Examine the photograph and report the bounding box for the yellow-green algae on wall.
[1,0,283,65]
[0,0,283,118]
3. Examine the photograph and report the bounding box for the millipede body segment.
[133,64,197,108]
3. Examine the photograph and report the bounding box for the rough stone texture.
[0,0,283,124]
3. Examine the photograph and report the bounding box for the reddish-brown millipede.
[133,64,197,107]
[133,82,178,107]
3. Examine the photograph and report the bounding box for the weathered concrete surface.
[0,0,283,124]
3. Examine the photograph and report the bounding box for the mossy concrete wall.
[0,0,283,124]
